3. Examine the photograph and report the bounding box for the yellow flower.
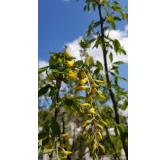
[62,156,67,159]
[100,120,108,127]
[61,143,66,148]
[95,80,105,83]
[97,91,106,100]
[87,73,92,79]
[72,86,90,90]
[92,82,98,88]
[99,94,106,100]
[97,132,102,140]
[80,79,87,84]
[82,121,87,127]
[96,124,104,131]
[68,70,77,81]
[61,133,70,138]
[98,91,103,95]
[79,86,90,90]
[89,108,95,114]
[81,72,87,78]
[93,140,98,150]
[92,88,97,94]
[43,149,53,154]
[64,49,75,59]
[66,60,73,67]
[64,151,72,156]
[99,144,105,153]
[80,103,90,107]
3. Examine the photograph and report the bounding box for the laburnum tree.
[38,0,128,160]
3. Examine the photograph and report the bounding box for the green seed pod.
[99,144,105,153]
[96,124,104,131]
[99,120,108,127]
[97,132,102,140]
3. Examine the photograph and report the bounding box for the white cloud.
[38,60,48,68]
[38,60,49,78]
[65,25,128,66]
[38,26,128,94]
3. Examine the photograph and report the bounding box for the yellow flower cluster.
[63,49,107,156]
[64,49,74,68]
[68,70,77,81]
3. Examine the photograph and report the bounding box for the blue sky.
[38,0,128,89]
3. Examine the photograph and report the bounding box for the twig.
[76,150,91,160]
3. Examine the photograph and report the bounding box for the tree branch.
[97,3,128,160]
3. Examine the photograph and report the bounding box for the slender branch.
[105,127,120,160]
[97,3,128,160]
[76,150,91,160]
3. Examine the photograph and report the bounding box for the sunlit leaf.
[38,66,48,74]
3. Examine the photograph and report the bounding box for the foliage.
[38,0,128,160]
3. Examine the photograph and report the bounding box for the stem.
[76,150,91,160]
[105,127,120,160]
[56,142,59,160]
[97,4,128,160]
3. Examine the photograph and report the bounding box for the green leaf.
[117,124,128,140]
[38,84,52,97]
[94,68,100,75]
[87,3,90,13]
[114,16,121,21]
[113,39,121,53]
[50,69,65,74]
[42,137,50,148]
[116,76,128,82]
[38,66,48,74]
[120,12,128,22]
[94,21,101,28]
[104,8,108,14]
[114,1,120,5]
[111,66,119,75]
[110,20,116,30]
[119,47,127,55]
[49,56,56,68]
[74,60,83,67]
[72,104,83,117]
[114,76,118,85]
[84,5,87,11]
[113,61,125,65]
[112,5,122,12]
[92,3,96,11]
[49,52,58,55]
[121,99,128,110]
[38,139,42,147]
[85,56,92,66]
[74,96,85,100]
[64,98,74,106]
[96,60,103,70]
[38,132,48,140]
[109,52,113,62]
[51,118,61,137]
[89,38,96,44]
[38,147,41,156]
[103,26,109,31]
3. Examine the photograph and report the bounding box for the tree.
[38,0,128,160]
